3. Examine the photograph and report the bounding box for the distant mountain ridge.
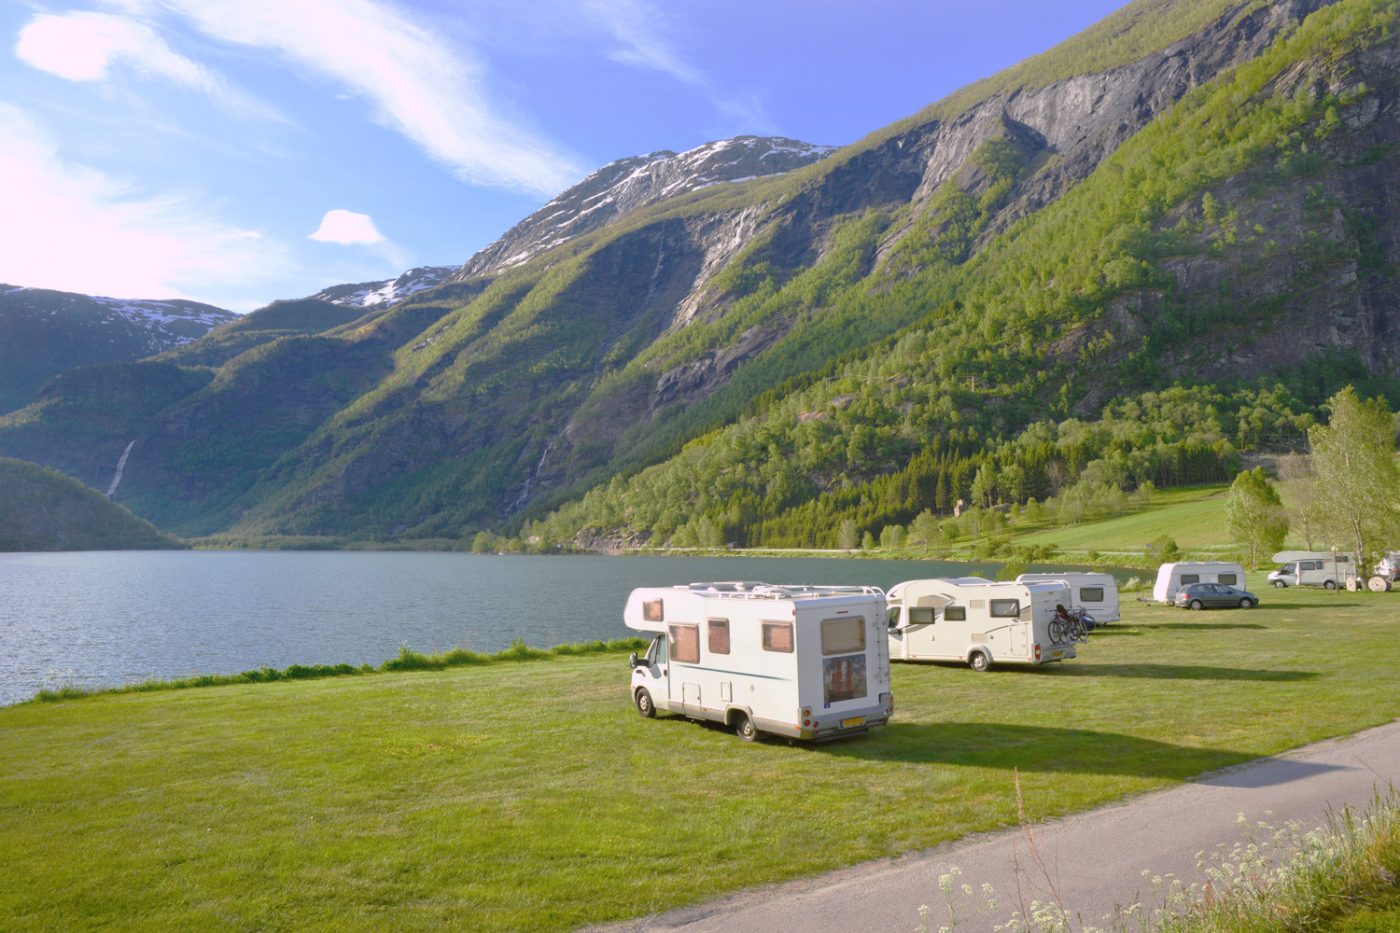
[306,266,457,309]
[0,285,236,414]
[452,136,837,280]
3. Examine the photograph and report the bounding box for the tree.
[1225,467,1289,568]
[909,510,939,553]
[1146,535,1180,567]
[1308,388,1400,573]
[836,519,858,551]
[1277,452,1322,550]
[879,524,906,550]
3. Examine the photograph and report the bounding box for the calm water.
[0,551,1002,706]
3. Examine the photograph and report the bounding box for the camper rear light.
[1034,643,1042,660]
[802,707,812,726]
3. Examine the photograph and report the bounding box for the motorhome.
[1267,551,1358,590]
[1152,562,1247,604]
[885,577,1077,670]
[623,582,893,742]
[1016,571,1120,623]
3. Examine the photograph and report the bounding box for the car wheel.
[1189,599,1204,610]
[1239,598,1254,609]
[634,688,656,718]
[1324,579,1337,590]
[733,711,758,742]
[1273,580,1287,589]
[968,650,990,672]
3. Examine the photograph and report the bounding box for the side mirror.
[628,652,639,669]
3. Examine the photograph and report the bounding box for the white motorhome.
[624,582,893,742]
[885,577,1077,671]
[1267,551,1358,590]
[1153,562,1247,604]
[1016,572,1120,623]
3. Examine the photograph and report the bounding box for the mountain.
[0,457,183,551]
[0,286,236,414]
[0,0,1396,547]
[306,266,457,309]
[453,136,837,280]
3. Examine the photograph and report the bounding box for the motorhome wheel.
[733,711,758,742]
[634,688,656,718]
[1273,580,1287,589]
[1324,580,1338,590]
[968,650,990,673]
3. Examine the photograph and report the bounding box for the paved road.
[603,720,1400,932]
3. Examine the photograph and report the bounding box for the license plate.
[841,716,865,728]
[1050,650,1064,659]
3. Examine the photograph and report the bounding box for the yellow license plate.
[841,716,866,728]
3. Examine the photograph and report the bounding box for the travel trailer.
[624,582,893,742]
[1152,562,1247,604]
[885,577,1077,670]
[1016,572,1120,623]
[1267,551,1358,590]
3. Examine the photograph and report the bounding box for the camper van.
[1016,572,1120,623]
[885,577,1077,670]
[1267,551,1358,590]
[624,582,893,742]
[1153,562,1247,604]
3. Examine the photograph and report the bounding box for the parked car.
[1174,582,1259,610]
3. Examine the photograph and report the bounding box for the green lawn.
[3,585,1398,930]
[1010,484,1232,554]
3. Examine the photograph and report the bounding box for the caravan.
[1016,572,1120,623]
[624,582,893,741]
[1267,551,1358,590]
[1153,562,1247,604]
[885,577,1077,670]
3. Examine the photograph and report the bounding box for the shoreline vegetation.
[27,637,648,705]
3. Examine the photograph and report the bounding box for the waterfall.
[106,440,136,498]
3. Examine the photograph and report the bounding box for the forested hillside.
[0,0,1395,546]
[0,458,182,551]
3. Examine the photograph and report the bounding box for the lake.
[0,550,1003,706]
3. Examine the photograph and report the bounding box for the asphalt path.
[602,719,1400,932]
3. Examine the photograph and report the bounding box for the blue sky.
[1,0,1124,311]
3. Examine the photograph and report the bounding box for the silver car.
[1174,582,1259,610]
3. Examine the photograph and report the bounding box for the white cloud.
[0,102,291,309]
[15,11,278,120]
[308,210,385,245]
[134,0,584,196]
[580,0,703,85]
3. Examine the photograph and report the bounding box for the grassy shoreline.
[3,587,1398,929]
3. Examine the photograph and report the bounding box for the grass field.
[1009,485,1232,554]
[2,585,1398,930]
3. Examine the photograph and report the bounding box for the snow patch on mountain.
[307,265,456,309]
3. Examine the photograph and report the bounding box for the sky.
[1,0,1126,311]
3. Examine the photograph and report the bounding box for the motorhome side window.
[1079,587,1105,603]
[1180,574,1200,585]
[908,607,936,625]
[821,617,865,655]
[642,598,664,622]
[990,599,1020,618]
[762,621,794,653]
[708,618,730,655]
[668,623,700,664]
[887,607,901,628]
[943,606,967,621]
[1217,574,1238,586]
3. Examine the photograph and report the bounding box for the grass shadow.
[1034,662,1318,681]
[1084,629,1143,637]
[816,720,1258,778]
[1263,602,1359,610]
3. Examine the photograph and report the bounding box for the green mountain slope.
[1,0,1396,546]
[0,457,182,551]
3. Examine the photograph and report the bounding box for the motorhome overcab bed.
[885,577,1077,670]
[1016,571,1120,623]
[624,582,893,742]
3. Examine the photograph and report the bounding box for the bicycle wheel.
[1049,618,1068,646]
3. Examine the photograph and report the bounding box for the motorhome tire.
[1189,599,1204,610]
[968,650,990,673]
[1324,580,1338,590]
[1273,580,1287,589]
[733,712,758,742]
[1239,598,1254,609]
[635,688,656,718]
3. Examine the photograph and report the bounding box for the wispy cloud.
[15,11,280,121]
[579,0,702,85]
[129,0,585,196]
[0,101,291,309]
